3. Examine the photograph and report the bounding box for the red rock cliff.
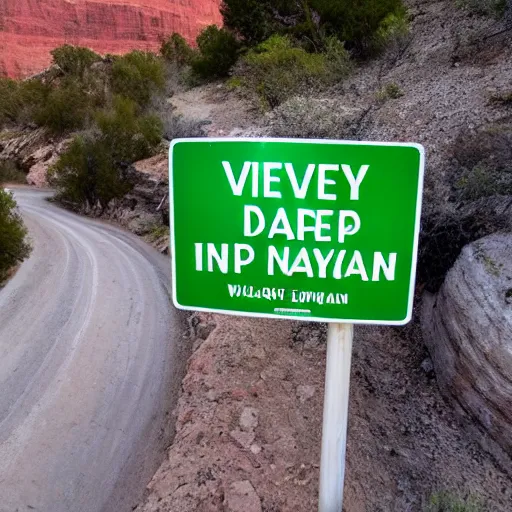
[0,0,222,78]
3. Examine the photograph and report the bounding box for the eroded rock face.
[0,129,72,187]
[0,0,222,78]
[422,233,512,462]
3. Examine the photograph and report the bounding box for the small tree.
[0,190,30,281]
[49,136,128,209]
[192,25,240,79]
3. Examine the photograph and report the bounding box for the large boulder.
[422,233,512,464]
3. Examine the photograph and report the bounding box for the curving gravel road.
[0,189,185,512]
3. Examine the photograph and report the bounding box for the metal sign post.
[319,323,353,512]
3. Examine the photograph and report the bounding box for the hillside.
[1,0,511,510]
[134,1,512,511]
[0,0,222,77]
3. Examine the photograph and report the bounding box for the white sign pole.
[319,323,354,512]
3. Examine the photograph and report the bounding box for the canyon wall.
[0,0,222,78]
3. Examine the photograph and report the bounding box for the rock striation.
[422,233,512,467]
[0,0,222,78]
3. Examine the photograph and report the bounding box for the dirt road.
[0,189,184,512]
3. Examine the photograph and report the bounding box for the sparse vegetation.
[220,0,407,56]
[456,166,512,200]
[418,123,512,291]
[425,491,483,512]
[452,125,512,200]
[233,35,350,108]
[159,109,210,140]
[377,82,404,101]
[0,189,31,283]
[146,223,170,243]
[489,90,512,106]
[269,96,361,138]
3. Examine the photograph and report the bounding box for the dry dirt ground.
[136,313,511,512]
[170,82,266,138]
[137,1,512,510]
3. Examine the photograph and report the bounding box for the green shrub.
[51,45,101,77]
[1,71,106,133]
[95,96,163,164]
[192,25,240,79]
[452,124,512,200]
[323,36,353,79]
[425,491,483,512]
[111,51,165,108]
[51,96,163,208]
[0,79,22,126]
[0,189,30,282]
[49,136,131,209]
[0,78,51,127]
[0,161,26,185]
[235,35,345,108]
[376,82,404,101]
[33,79,90,134]
[160,33,196,66]
[456,165,512,200]
[311,0,407,56]
[221,0,407,55]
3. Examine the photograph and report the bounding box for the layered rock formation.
[0,0,222,78]
[422,233,512,468]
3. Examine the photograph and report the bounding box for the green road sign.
[170,138,424,325]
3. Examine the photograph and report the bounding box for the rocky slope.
[135,1,512,510]
[3,0,512,509]
[0,0,222,78]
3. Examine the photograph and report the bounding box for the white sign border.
[169,137,425,326]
